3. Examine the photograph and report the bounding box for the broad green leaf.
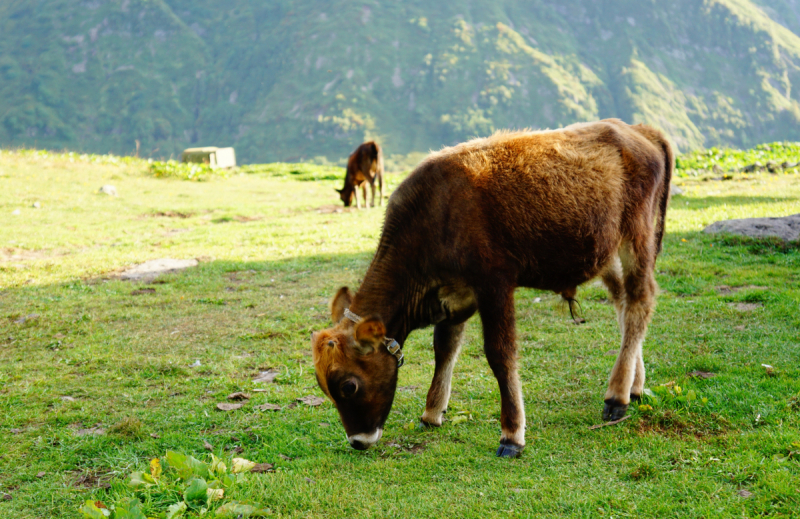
[231,458,256,474]
[643,388,656,398]
[129,471,156,488]
[79,501,109,519]
[686,390,697,401]
[207,488,224,501]
[183,477,209,505]
[114,497,147,519]
[165,501,187,519]
[166,451,209,480]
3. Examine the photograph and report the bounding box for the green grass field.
[1,149,799,518]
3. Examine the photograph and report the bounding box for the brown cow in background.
[337,141,384,209]
[313,119,673,457]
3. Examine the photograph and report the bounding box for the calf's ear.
[330,287,354,323]
[353,316,386,355]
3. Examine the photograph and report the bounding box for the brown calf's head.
[311,287,398,450]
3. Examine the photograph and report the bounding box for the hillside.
[2,0,800,163]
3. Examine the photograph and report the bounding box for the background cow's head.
[336,187,355,207]
[311,287,398,450]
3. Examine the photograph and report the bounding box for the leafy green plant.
[79,452,270,518]
[642,382,709,411]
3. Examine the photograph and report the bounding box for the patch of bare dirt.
[716,285,769,295]
[729,302,763,311]
[315,205,354,214]
[385,441,427,455]
[72,470,112,489]
[636,410,730,439]
[0,247,55,263]
[148,211,195,218]
[212,215,264,223]
[688,371,717,379]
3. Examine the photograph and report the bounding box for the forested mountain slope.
[2,0,800,163]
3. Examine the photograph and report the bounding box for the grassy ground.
[1,150,799,518]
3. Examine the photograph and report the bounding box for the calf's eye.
[341,380,358,398]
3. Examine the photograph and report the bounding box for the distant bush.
[148,160,227,181]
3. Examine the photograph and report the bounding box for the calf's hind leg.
[603,241,657,421]
[421,322,465,427]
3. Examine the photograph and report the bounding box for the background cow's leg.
[479,284,525,457]
[378,173,383,206]
[421,322,465,427]
[603,240,656,421]
[369,180,376,208]
[361,183,368,209]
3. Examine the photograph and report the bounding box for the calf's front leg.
[421,322,465,427]
[479,285,525,458]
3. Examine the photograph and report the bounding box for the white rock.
[12,209,20,215]
[32,202,41,208]
[98,185,117,196]
[670,185,683,196]
[120,258,199,281]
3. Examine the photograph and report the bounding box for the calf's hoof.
[496,441,524,458]
[602,398,629,421]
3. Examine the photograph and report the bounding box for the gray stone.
[670,185,683,196]
[703,214,800,242]
[120,258,199,281]
[98,185,117,196]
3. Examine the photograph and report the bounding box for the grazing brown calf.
[337,141,384,209]
[312,119,673,457]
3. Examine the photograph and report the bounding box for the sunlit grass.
[1,150,798,518]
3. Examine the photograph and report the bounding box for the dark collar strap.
[344,308,404,368]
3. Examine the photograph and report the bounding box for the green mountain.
[3,0,800,163]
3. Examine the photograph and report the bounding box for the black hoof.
[602,398,629,421]
[630,394,642,403]
[496,441,524,458]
